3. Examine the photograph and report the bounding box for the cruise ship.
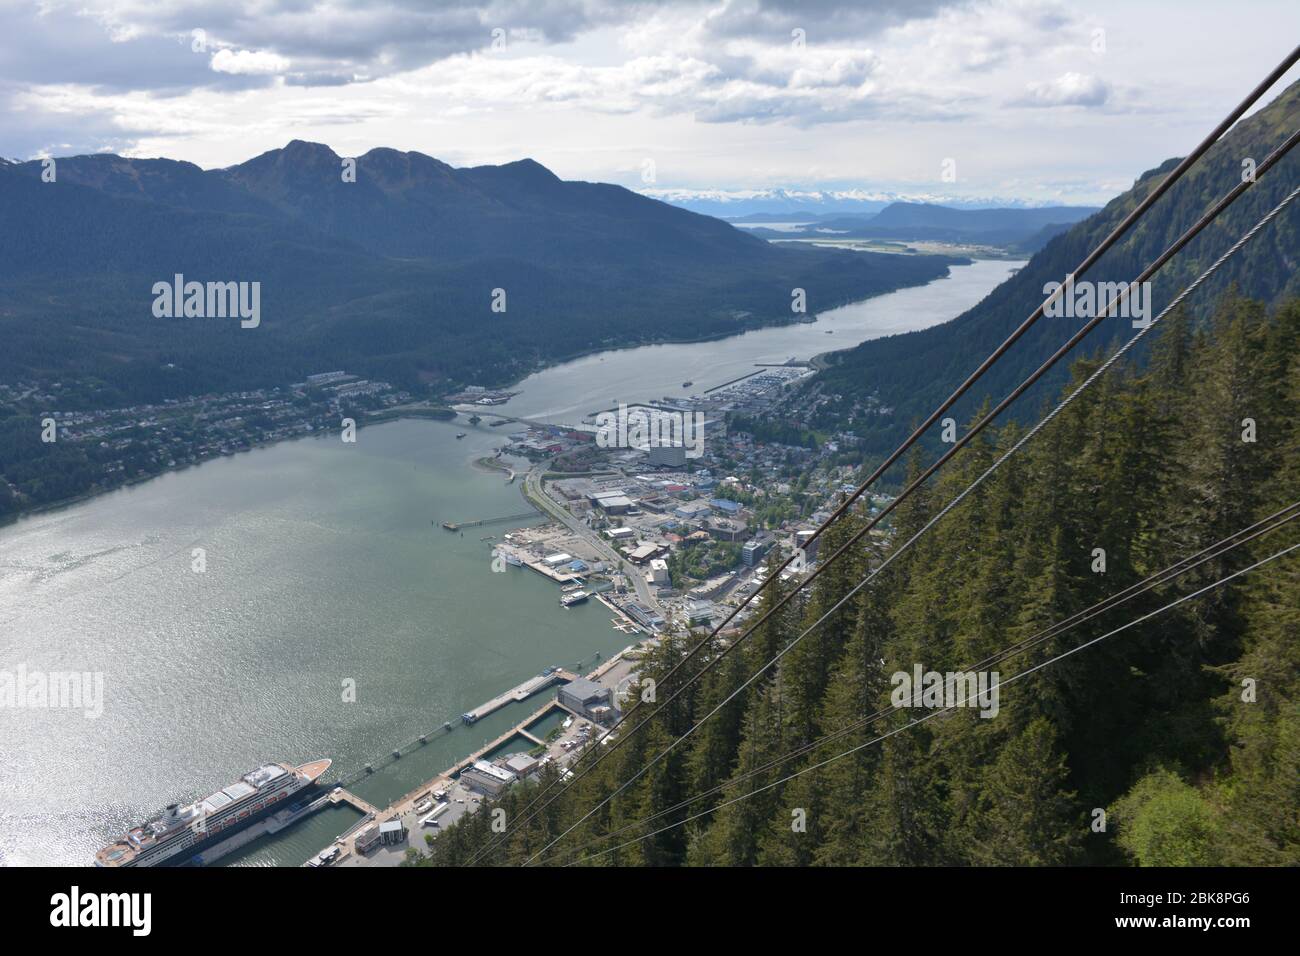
[95,758,331,867]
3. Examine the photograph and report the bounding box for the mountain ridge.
[0,142,961,402]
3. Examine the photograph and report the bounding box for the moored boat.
[94,758,331,867]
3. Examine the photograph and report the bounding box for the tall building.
[647,443,687,467]
[742,538,771,567]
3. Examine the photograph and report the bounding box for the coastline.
[471,455,514,479]
[0,404,457,527]
[0,256,989,527]
[475,257,964,394]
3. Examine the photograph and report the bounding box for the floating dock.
[189,791,332,866]
[460,667,575,724]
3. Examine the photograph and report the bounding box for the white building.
[647,558,670,585]
[378,819,408,846]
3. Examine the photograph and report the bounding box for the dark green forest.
[418,293,1300,867]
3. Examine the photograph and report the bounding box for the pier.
[702,369,764,394]
[190,791,333,866]
[451,700,560,773]
[328,787,379,816]
[440,510,538,532]
[460,667,576,724]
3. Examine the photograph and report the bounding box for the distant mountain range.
[643,186,1093,220]
[812,78,1300,464]
[738,202,1101,252]
[0,143,958,403]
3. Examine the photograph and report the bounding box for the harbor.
[304,640,646,868]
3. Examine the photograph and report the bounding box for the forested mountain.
[420,293,1300,867]
[811,79,1300,470]
[0,143,956,403]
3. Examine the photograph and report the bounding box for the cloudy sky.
[3,0,1298,205]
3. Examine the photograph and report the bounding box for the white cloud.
[4,0,1299,205]
[210,49,291,76]
[1016,71,1110,107]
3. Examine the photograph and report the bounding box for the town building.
[647,443,688,468]
[686,600,715,627]
[625,542,665,564]
[558,677,614,721]
[673,500,713,521]
[795,529,820,562]
[742,538,772,567]
[647,558,670,585]
[504,753,540,778]
[461,760,517,796]
[355,824,381,854]
[378,819,408,846]
[706,517,748,542]
[625,601,667,632]
[589,490,634,514]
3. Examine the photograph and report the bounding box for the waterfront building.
[558,677,613,721]
[504,754,540,778]
[355,824,381,854]
[378,819,408,846]
[461,760,516,796]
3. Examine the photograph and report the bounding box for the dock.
[460,667,576,724]
[702,369,764,394]
[328,787,379,816]
[303,644,644,867]
[190,791,332,866]
[440,511,537,532]
[492,542,584,584]
[451,700,561,773]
